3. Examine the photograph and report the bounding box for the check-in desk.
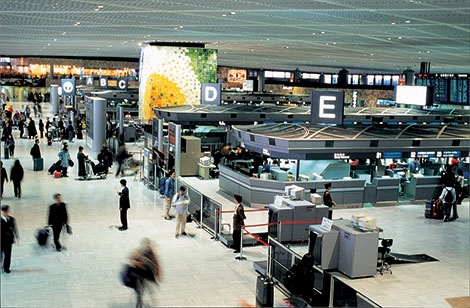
[219,165,366,207]
[363,177,400,205]
[404,175,442,201]
[309,219,379,278]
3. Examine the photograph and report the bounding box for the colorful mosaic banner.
[139,45,218,121]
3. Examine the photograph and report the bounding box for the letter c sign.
[311,90,344,125]
[201,83,221,105]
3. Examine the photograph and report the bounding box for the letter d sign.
[311,90,344,125]
[201,83,221,105]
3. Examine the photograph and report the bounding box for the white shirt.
[439,187,456,203]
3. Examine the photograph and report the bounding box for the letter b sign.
[311,90,344,125]
[201,83,221,105]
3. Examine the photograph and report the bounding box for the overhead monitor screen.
[395,85,430,106]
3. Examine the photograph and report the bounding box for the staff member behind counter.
[407,158,421,179]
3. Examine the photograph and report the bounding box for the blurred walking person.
[48,194,69,252]
[10,160,24,199]
[0,161,8,198]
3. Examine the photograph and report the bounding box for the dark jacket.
[77,152,87,177]
[232,203,246,231]
[323,191,334,208]
[10,164,24,183]
[119,186,130,209]
[1,167,8,184]
[48,202,68,227]
[39,121,44,132]
[28,120,37,137]
[1,215,19,245]
[30,143,41,159]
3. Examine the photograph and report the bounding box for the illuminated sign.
[395,86,431,106]
[86,77,94,86]
[168,123,177,147]
[99,77,108,88]
[383,152,403,158]
[263,148,271,156]
[417,151,436,158]
[201,83,221,105]
[61,79,75,95]
[311,90,344,125]
[334,153,350,159]
[117,77,128,91]
[443,151,461,157]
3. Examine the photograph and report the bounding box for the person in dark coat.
[2,121,12,142]
[323,183,336,219]
[48,194,69,252]
[98,142,113,174]
[10,160,24,199]
[116,179,130,231]
[1,205,19,273]
[76,116,83,139]
[6,134,15,157]
[38,119,44,139]
[77,146,87,178]
[0,161,8,198]
[45,117,51,134]
[27,118,37,139]
[66,121,74,142]
[30,139,41,159]
[18,119,25,138]
[232,194,246,254]
[58,118,65,139]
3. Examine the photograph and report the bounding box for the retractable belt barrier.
[234,219,323,261]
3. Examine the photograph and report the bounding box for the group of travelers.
[438,164,466,222]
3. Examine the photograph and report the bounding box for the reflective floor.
[1,102,469,307]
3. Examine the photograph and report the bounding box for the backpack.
[159,177,168,195]
[444,188,454,203]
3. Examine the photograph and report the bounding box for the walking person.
[45,117,51,134]
[0,161,8,198]
[125,238,161,308]
[6,134,15,157]
[66,121,74,142]
[27,117,37,139]
[48,194,69,252]
[1,205,19,274]
[232,194,246,254]
[77,146,87,178]
[173,186,190,238]
[10,160,24,199]
[18,118,25,138]
[58,144,71,177]
[115,143,130,177]
[323,183,336,219]
[39,119,44,138]
[115,179,130,231]
[163,171,175,220]
[440,183,457,222]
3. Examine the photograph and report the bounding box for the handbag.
[186,214,193,223]
[66,224,73,235]
[68,159,74,167]
[120,265,140,288]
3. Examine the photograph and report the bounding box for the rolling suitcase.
[48,160,61,174]
[34,157,44,171]
[36,227,50,246]
[424,200,432,218]
[431,200,443,219]
[256,275,274,307]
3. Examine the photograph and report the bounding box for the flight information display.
[416,74,469,105]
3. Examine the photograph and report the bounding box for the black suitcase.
[93,162,106,174]
[256,275,274,307]
[48,161,60,174]
[36,227,50,246]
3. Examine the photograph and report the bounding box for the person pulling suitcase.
[439,184,457,222]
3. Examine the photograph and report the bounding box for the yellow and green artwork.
[139,45,218,121]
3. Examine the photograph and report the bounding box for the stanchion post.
[267,238,272,278]
[279,221,282,242]
[329,275,335,307]
[197,194,203,229]
[211,208,218,240]
[236,227,247,261]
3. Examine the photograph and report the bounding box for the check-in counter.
[363,177,400,205]
[404,175,442,201]
[219,165,366,207]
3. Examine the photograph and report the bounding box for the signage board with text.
[311,90,344,125]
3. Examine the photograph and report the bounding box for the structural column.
[50,85,59,115]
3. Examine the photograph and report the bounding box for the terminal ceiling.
[1,0,469,73]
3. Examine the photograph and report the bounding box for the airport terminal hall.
[1,1,470,308]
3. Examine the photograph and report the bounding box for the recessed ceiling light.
[321,31,325,34]
[230,11,236,15]
[179,26,183,29]
[427,50,430,53]
[94,8,99,11]
[285,46,289,48]
[391,22,396,25]
[174,27,178,30]
[332,42,336,45]
[221,14,227,17]
[62,32,66,35]
[398,36,403,39]
[312,32,316,35]
[405,20,411,23]
[325,43,329,45]
[75,21,80,25]
[387,37,392,40]
[53,38,57,41]
[47,43,51,46]
[97,5,103,8]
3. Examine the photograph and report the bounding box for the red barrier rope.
[242,227,271,248]
[243,222,278,228]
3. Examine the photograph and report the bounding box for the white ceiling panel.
[0,0,469,73]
